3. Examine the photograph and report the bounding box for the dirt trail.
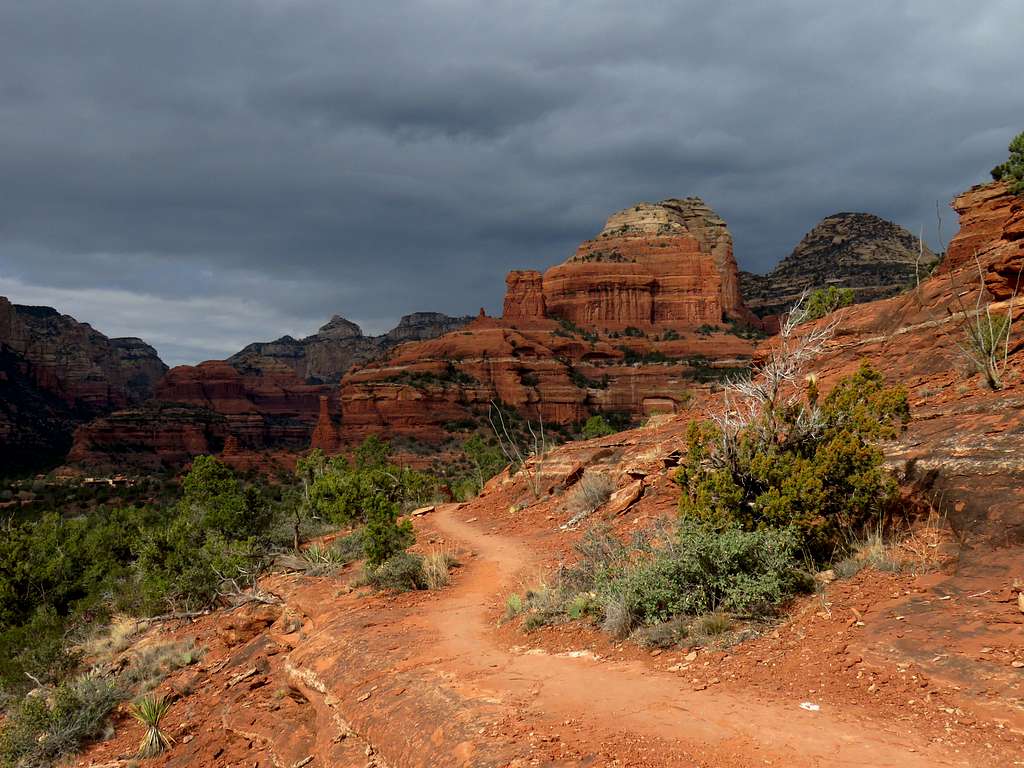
[427,504,974,768]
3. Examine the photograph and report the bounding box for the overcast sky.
[1,1,1021,365]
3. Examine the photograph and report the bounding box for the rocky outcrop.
[944,181,1024,299]
[70,360,332,470]
[0,297,167,473]
[503,271,545,321]
[340,320,756,446]
[740,213,938,317]
[339,198,761,448]
[310,395,341,452]
[229,312,474,385]
[506,198,752,329]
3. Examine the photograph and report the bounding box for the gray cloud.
[0,0,1021,365]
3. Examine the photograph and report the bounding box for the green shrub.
[504,593,524,618]
[677,361,908,560]
[991,130,1024,195]
[365,552,426,592]
[461,434,506,496]
[514,521,809,641]
[308,440,437,524]
[362,494,414,570]
[610,522,809,627]
[0,675,123,768]
[581,415,616,440]
[802,285,855,322]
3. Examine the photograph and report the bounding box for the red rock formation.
[945,181,1024,299]
[503,270,545,321]
[337,197,764,448]
[0,297,167,472]
[70,360,332,469]
[310,395,341,452]
[341,316,757,446]
[503,198,753,330]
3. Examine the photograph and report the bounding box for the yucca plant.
[131,694,175,758]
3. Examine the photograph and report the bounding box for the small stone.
[685,650,698,662]
[1011,660,1024,668]
[357,692,371,702]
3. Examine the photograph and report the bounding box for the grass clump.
[422,547,457,590]
[364,552,426,592]
[0,675,123,768]
[131,694,174,758]
[564,472,615,527]
[504,593,524,619]
[122,639,204,693]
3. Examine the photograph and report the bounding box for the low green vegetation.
[131,694,174,758]
[383,362,478,389]
[510,349,911,649]
[1,434,451,764]
[990,130,1024,194]
[507,522,812,640]
[801,285,855,322]
[581,415,616,440]
[677,361,908,560]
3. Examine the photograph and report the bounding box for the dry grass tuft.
[564,472,615,527]
[423,546,458,590]
[81,614,143,666]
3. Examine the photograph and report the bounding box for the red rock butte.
[504,197,752,328]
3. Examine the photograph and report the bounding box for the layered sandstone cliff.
[68,309,469,470]
[69,360,332,470]
[943,181,1023,299]
[0,297,167,473]
[338,198,760,448]
[740,213,938,318]
[229,311,473,384]
[505,198,752,329]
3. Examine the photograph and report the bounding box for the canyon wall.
[0,298,166,473]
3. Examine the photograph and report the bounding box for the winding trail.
[423,504,971,767]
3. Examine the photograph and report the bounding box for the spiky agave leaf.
[131,694,175,757]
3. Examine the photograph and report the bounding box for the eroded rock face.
[339,318,757,446]
[944,182,1024,299]
[339,198,759,449]
[229,312,473,384]
[740,213,938,317]
[503,271,545,321]
[0,297,167,473]
[509,198,751,329]
[310,395,341,452]
[69,360,332,470]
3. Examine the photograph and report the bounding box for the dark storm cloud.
[0,0,1021,364]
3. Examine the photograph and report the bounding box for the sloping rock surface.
[740,212,938,317]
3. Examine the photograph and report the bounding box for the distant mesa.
[68,309,471,471]
[338,196,761,448]
[228,311,474,385]
[505,197,755,328]
[740,212,938,318]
